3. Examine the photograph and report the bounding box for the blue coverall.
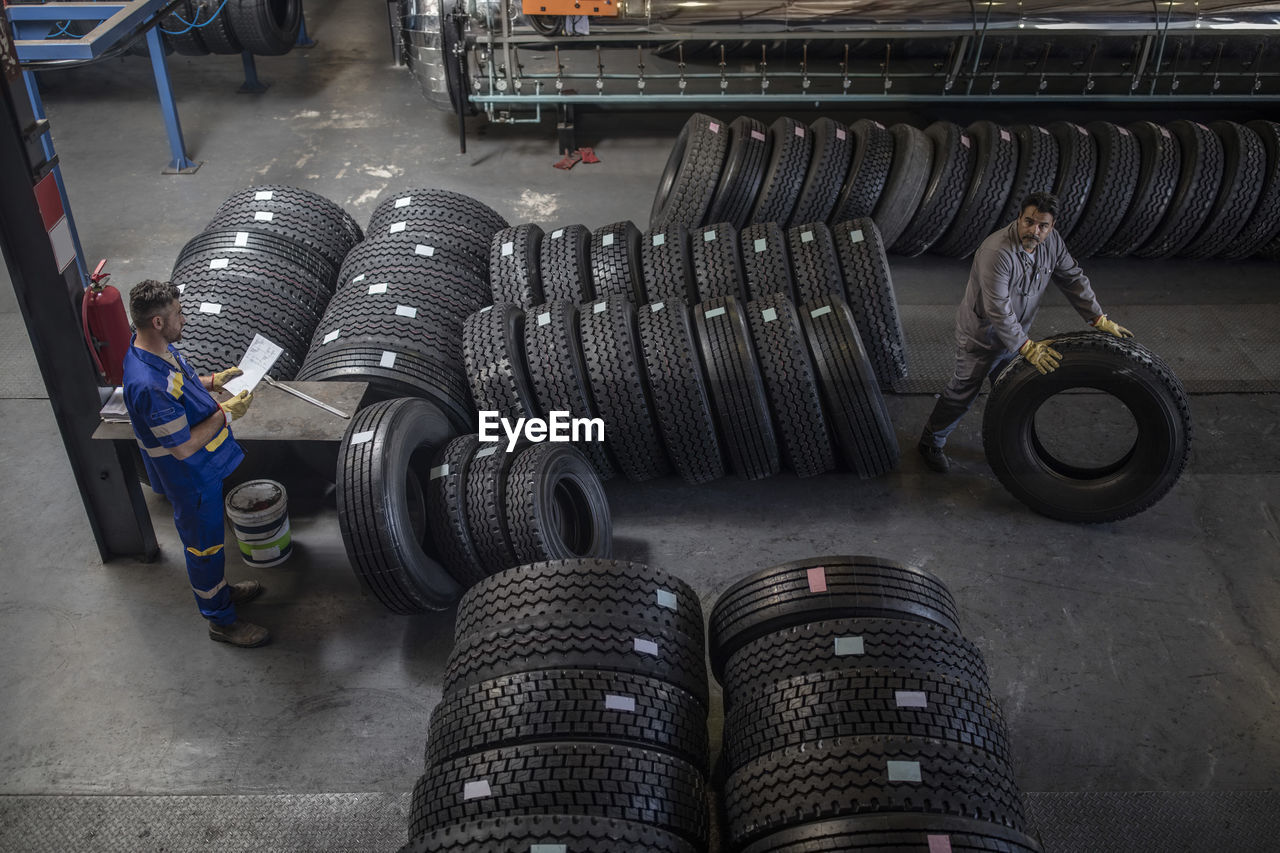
[122,338,245,625]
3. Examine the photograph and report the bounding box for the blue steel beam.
[9,0,174,61]
[145,26,198,172]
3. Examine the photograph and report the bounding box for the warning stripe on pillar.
[33,172,74,273]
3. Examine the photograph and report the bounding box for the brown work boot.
[208,620,270,648]
[228,580,264,606]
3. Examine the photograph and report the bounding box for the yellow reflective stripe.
[151,413,189,437]
[186,543,225,558]
[167,371,184,399]
[136,440,170,458]
[205,427,229,453]
[191,577,227,598]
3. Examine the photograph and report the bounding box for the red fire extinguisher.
[81,259,131,386]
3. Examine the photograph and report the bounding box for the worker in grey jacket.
[919,191,1133,473]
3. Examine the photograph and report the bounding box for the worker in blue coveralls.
[123,280,269,647]
[918,191,1135,473]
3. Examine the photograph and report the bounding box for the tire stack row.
[161,0,303,56]
[709,555,1043,853]
[650,113,1280,260]
[466,217,903,486]
[424,434,613,587]
[170,184,360,379]
[403,559,713,852]
[297,188,509,432]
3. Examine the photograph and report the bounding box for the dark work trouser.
[920,345,1016,448]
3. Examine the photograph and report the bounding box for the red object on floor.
[554,150,583,170]
[577,147,601,164]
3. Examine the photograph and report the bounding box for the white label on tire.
[395,305,417,318]
[368,283,388,295]
[753,238,768,253]
[415,244,434,257]
[960,135,971,148]
[656,589,677,610]
[704,306,726,319]
[475,444,500,459]
[254,190,273,201]
[531,846,568,853]
[633,638,659,656]
[480,305,493,313]
[801,230,815,243]
[709,121,721,133]
[650,302,665,313]
[849,229,865,243]
[999,128,1011,142]
[794,125,805,137]
[502,241,514,256]
[379,351,396,368]
[1160,126,1171,139]
[604,694,636,712]
[389,222,406,234]
[807,566,827,591]
[751,129,766,142]
[209,258,229,270]
[926,836,954,853]
[895,691,928,708]
[353,274,366,283]
[704,229,717,242]
[254,211,273,222]
[874,121,884,129]
[834,636,865,656]
[761,307,778,323]
[1119,126,1131,136]
[537,312,552,326]
[234,232,249,247]
[836,128,847,141]
[323,329,340,344]
[552,228,564,239]
[395,196,411,208]
[430,463,450,479]
[887,760,922,783]
[810,305,833,318]
[177,284,185,294]
[593,301,607,314]
[350,430,375,445]
[462,780,491,800]
[1079,124,1088,135]
[652,233,665,246]
[199,303,221,314]
[1039,126,1049,134]
[602,233,615,247]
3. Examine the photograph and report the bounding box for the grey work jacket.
[955,221,1104,354]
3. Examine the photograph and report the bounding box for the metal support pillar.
[0,17,158,563]
[238,52,270,93]
[145,26,199,173]
[556,102,576,154]
[21,70,88,289]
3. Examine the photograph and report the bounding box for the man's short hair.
[129,280,181,328]
[1020,191,1060,219]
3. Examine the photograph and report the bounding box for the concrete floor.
[1,0,1278,848]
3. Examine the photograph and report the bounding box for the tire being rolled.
[982,331,1192,523]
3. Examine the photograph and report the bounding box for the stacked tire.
[651,113,1280,260]
[170,184,358,379]
[161,0,303,56]
[404,559,712,852]
[298,188,509,432]
[711,556,1043,853]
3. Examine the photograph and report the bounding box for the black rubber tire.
[463,303,539,421]
[160,0,210,56]
[707,555,960,683]
[649,113,730,229]
[932,121,1018,258]
[694,297,780,481]
[207,185,361,268]
[425,434,489,588]
[1097,121,1181,257]
[690,222,746,302]
[336,398,461,613]
[983,331,1193,523]
[790,118,855,226]
[424,669,709,771]
[744,293,835,478]
[640,225,696,305]
[739,814,1044,853]
[1180,121,1268,259]
[172,245,328,334]
[706,116,771,228]
[453,557,704,646]
[721,617,991,711]
[540,224,594,303]
[174,227,338,295]
[590,221,644,304]
[749,117,813,226]
[800,298,898,477]
[739,223,794,301]
[830,119,895,224]
[409,743,709,845]
[523,301,617,480]
[724,737,1026,848]
[192,0,242,53]
[871,123,934,252]
[227,0,300,55]
[785,222,844,304]
[334,232,490,302]
[578,294,670,482]
[636,299,725,485]
[173,278,313,379]
[723,668,1011,774]
[1066,121,1142,259]
[894,121,975,258]
[367,188,507,237]
[489,224,544,307]
[1047,121,1097,239]
[402,815,699,853]
[1000,124,1060,226]
[363,217,493,284]
[1221,120,1280,259]
[832,218,907,390]
[444,617,710,711]
[504,442,612,565]
[463,440,523,576]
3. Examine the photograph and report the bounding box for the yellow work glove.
[1091,314,1133,339]
[220,390,253,423]
[210,367,243,392]
[1019,339,1062,375]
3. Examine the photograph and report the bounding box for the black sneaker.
[918,442,951,473]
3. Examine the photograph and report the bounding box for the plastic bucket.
[224,479,292,567]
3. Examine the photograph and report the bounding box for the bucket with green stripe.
[225,479,292,568]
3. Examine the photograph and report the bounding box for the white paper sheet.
[222,334,283,395]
